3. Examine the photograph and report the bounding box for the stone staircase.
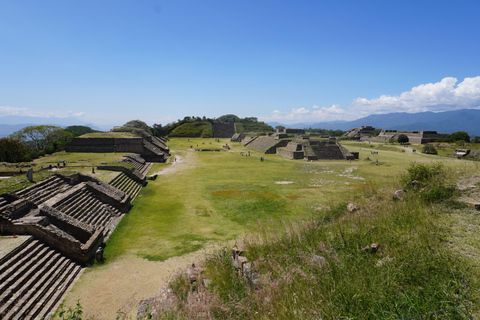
[51,187,123,239]
[212,123,236,138]
[121,155,153,180]
[310,142,346,160]
[109,173,143,200]
[0,236,84,320]
[14,176,72,206]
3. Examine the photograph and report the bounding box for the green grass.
[103,138,474,264]
[161,162,480,319]
[0,151,130,193]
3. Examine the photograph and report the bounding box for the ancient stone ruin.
[0,153,153,319]
[375,130,448,144]
[342,126,376,140]
[241,132,355,161]
[212,122,236,138]
[277,136,356,160]
[68,129,170,162]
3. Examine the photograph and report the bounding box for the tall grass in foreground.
[158,162,479,319]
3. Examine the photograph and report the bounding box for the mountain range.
[0,116,108,138]
[269,109,480,137]
[1,109,479,138]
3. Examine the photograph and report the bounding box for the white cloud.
[266,104,348,123]
[0,106,87,119]
[264,76,480,124]
[351,76,480,116]
[0,106,32,116]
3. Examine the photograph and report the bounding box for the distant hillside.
[169,122,213,138]
[269,109,480,136]
[0,115,106,137]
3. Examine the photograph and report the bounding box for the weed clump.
[401,162,458,203]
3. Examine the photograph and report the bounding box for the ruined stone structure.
[0,169,145,319]
[376,130,448,144]
[277,136,354,160]
[242,134,290,154]
[212,123,236,138]
[68,130,170,162]
[241,133,354,161]
[343,126,376,139]
[276,128,306,134]
[231,132,249,142]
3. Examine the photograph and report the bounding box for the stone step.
[15,176,58,196]
[0,237,34,267]
[63,190,89,217]
[4,255,69,319]
[91,207,111,228]
[109,173,124,187]
[53,188,85,211]
[0,240,44,287]
[0,245,53,303]
[83,200,104,225]
[26,263,84,320]
[70,195,97,220]
[0,252,62,317]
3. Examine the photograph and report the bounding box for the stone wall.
[276,148,304,159]
[376,130,448,144]
[213,123,236,138]
[68,135,169,162]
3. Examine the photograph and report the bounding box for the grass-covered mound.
[160,162,479,319]
[169,122,213,138]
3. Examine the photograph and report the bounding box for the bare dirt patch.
[63,248,215,319]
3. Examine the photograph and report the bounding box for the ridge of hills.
[0,116,108,137]
[269,109,480,136]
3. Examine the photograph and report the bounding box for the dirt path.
[63,247,217,319]
[63,149,208,319]
[154,148,197,176]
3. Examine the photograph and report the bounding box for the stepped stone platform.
[243,134,291,154]
[109,172,143,201]
[68,129,170,162]
[342,126,376,140]
[0,172,135,319]
[231,132,249,142]
[375,130,448,144]
[276,137,355,161]
[212,123,236,138]
[0,236,84,320]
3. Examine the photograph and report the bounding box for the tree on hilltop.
[123,120,151,133]
[64,125,98,137]
[10,125,73,152]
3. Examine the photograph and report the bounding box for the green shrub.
[400,162,457,202]
[422,144,438,154]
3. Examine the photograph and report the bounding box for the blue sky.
[1,0,480,126]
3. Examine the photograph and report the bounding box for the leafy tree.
[123,120,151,133]
[397,134,409,144]
[472,136,480,144]
[0,138,30,162]
[10,125,73,152]
[447,131,470,143]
